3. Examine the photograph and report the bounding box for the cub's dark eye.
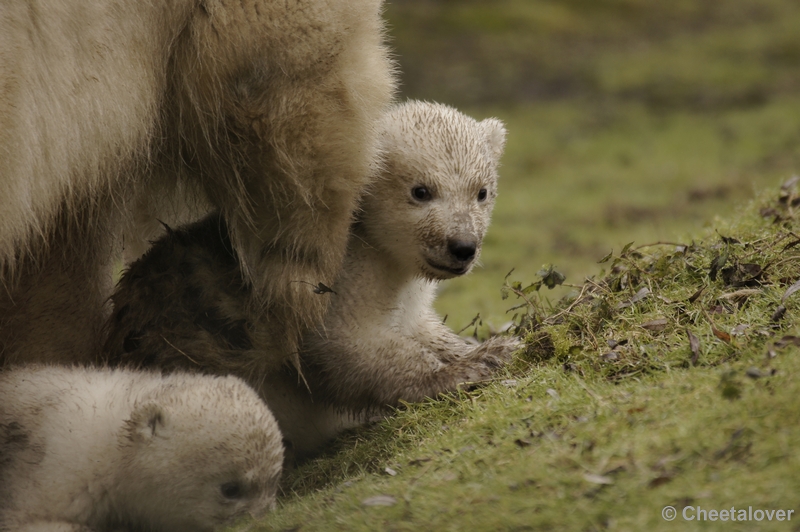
[477,188,488,202]
[412,186,431,201]
[220,481,244,499]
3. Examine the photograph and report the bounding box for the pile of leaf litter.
[505,177,800,387]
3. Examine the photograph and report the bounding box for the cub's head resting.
[361,100,506,280]
[119,374,284,531]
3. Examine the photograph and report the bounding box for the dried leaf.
[617,287,650,309]
[631,286,651,304]
[687,330,700,365]
[514,438,531,448]
[731,324,749,336]
[383,467,397,476]
[745,367,765,379]
[781,279,800,303]
[712,326,731,344]
[641,318,668,332]
[721,263,764,287]
[761,206,780,220]
[709,250,728,281]
[771,305,787,323]
[779,177,800,205]
[773,335,800,348]
[649,475,674,489]
[687,286,705,303]
[781,175,800,191]
[603,463,627,476]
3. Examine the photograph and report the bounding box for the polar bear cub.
[0,366,283,532]
[299,100,519,408]
[265,101,521,453]
[103,100,519,456]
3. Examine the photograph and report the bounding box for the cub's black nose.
[447,239,477,263]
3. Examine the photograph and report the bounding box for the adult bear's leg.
[0,200,117,366]
[166,0,396,365]
[0,1,195,364]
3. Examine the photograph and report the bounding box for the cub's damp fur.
[0,366,283,532]
[104,101,520,457]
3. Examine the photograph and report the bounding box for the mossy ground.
[238,185,800,531]
[236,2,800,530]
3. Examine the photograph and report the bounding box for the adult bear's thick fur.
[0,0,395,366]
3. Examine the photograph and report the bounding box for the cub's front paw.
[447,335,521,386]
[467,334,522,368]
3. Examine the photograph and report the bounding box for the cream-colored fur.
[102,101,519,457]
[0,366,284,532]
[0,0,395,366]
[269,101,520,454]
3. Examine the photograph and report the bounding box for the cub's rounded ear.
[125,402,168,443]
[481,118,507,163]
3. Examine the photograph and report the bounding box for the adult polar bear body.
[0,366,284,532]
[0,0,394,365]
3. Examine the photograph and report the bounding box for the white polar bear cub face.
[362,101,506,280]
[0,368,283,532]
[119,376,283,530]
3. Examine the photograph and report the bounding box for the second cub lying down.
[0,366,283,532]
[104,101,519,456]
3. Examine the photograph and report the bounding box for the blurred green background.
[383,0,800,332]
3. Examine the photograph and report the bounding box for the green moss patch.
[236,184,800,531]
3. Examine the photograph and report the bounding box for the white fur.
[100,101,518,458]
[0,366,283,532]
[263,101,520,456]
